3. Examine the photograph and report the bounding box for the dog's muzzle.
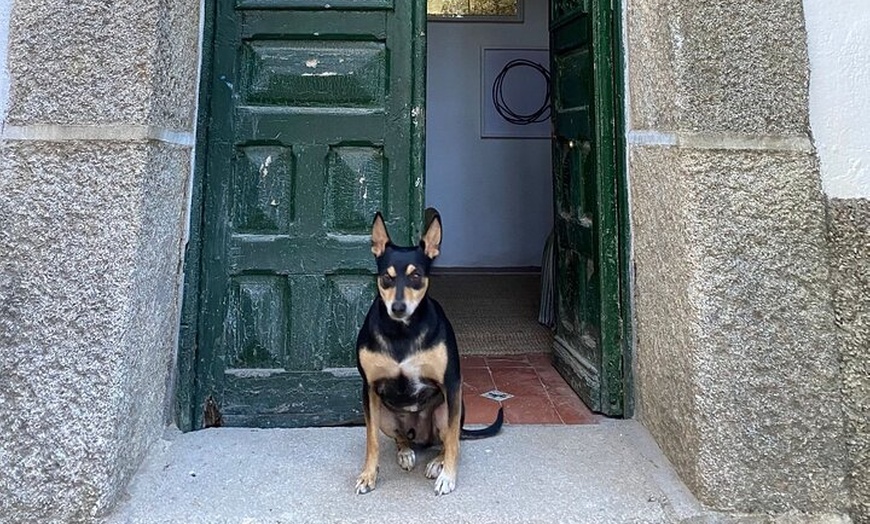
[390,301,407,317]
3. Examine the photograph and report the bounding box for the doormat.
[428,273,554,356]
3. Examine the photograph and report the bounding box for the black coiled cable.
[491,58,552,126]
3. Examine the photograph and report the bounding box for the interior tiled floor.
[461,352,598,425]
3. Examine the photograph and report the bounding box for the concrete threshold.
[103,420,714,524]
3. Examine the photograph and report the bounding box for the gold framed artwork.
[428,0,524,22]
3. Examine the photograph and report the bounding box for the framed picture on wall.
[481,48,551,139]
[428,0,524,22]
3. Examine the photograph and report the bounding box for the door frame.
[613,0,633,418]
[595,0,632,417]
[175,0,628,431]
[607,0,632,418]
[175,0,218,432]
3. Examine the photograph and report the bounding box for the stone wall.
[827,199,870,523]
[626,0,850,515]
[0,0,200,521]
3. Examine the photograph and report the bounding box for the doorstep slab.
[103,420,712,524]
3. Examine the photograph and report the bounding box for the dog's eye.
[380,275,395,287]
[408,273,423,285]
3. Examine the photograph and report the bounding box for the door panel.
[550,0,623,415]
[194,0,425,428]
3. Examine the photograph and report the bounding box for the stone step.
[102,421,712,524]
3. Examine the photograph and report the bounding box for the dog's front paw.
[425,456,443,479]
[397,447,416,471]
[434,470,456,495]
[355,468,378,494]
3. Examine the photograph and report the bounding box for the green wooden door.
[549,0,623,415]
[193,0,426,428]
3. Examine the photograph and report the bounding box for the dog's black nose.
[391,302,407,315]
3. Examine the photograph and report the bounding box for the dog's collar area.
[388,313,412,325]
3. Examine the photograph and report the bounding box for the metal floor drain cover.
[481,389,514,401]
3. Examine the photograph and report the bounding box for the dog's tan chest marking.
[358,343,449,385]
[358,348,401,383]
[401,342,448,384]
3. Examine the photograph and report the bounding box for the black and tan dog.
[355,211,504,496]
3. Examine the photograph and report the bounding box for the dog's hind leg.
[379,411,416,471]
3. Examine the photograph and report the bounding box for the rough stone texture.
[101,423,856,524]
[630,145,849,513]
[826,198,870,523]
[103,422,716,523]
[0,141,190,523]
[6,0,200,128]
[626,0,810,135]
[150,0,202,129]
[625,146,702,485]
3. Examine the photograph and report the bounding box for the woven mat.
[428,274,554,356]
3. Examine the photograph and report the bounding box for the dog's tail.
[460,406,504,440]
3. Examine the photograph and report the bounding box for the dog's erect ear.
[421,213,442,259]
[371,212,390,257]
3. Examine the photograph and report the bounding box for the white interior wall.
[426,1,553,268]
[804,0,870,199]
[0,0,12,127]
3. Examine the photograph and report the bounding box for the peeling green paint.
[179,0,426,430]
[550,0,624,416]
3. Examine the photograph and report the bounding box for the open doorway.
[181,0,624,430]
[424,2,596,424]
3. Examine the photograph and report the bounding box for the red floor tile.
[462,395,502,425]
[461,363,494,383]
[460,355,488,369]
[490,366,546,397]
[502,395,562,424]
[533,363,568,386]
[484,355,531,368]
[459,352,597,425]
[461,369,495,395]
[552,397,596,424]
[548,384,596,424]
[461,353,598,424]
[526,352,553,370]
